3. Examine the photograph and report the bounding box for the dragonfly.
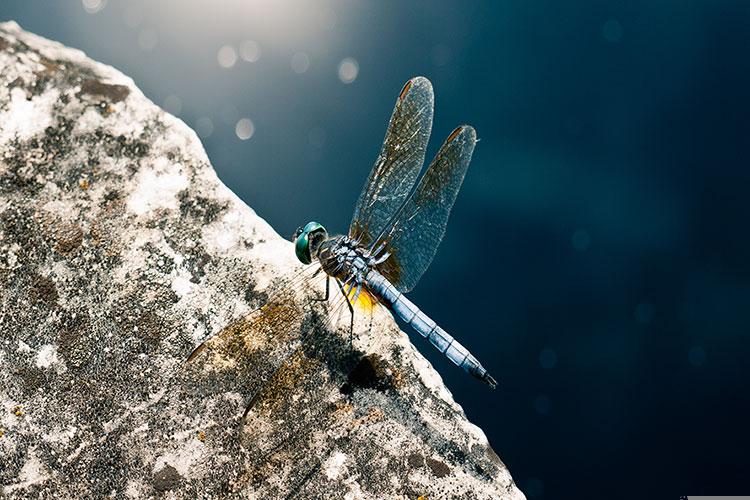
[188,76,496,391]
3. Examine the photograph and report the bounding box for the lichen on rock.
[0,21,524,499]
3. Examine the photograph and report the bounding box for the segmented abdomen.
[365,270,496,388]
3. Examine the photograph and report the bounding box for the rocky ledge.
[0,22,524,499]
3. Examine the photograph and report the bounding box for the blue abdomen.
[364,270,497,388]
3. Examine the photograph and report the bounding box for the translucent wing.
[349,77,434,247]
[186,264,323,366]
[185,263,378,418]
[375,126,477,293]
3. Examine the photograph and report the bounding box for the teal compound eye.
[294,221,326,264]
[295,230,311,264]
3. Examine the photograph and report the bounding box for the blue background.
[3,1,749,498]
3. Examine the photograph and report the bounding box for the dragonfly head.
[293,221,328,264]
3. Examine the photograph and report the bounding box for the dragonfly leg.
[350,283,362,308]
[335,279,355,344]
[311,275,330,302]
[349,283,364,344]
[365,294,375,338]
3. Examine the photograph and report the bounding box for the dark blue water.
[3,2,749,498]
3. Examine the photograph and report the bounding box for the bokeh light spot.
[82,0,106,14]
[217,45,238,68]
[239,40,261,62]
[634,302,655,324]
[689,346,706,367]
[235,118,255,140]
[291,52,310,74]
[534,394,551,415]
[602,19,624,43]
[162,94,182,116]
[195,117,214,139]
[338,57,359,84]
[572,229,591,251]
[539,348,557,369]
[138,29,158,51]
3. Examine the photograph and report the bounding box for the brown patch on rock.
[135,310,166,342]
[407,452,424,468]
[153,465,181,492]
[37,211,84,255]
[90,198,126,256]
[246,349,318,417]
[36,57,59,76]
[53,221,84,254]
[79,79,130,103]
[57,310,91,368]
[30,274,58,306]
[0,36,8,51]
[425,457,451,478]
[13,366,46,394]
[348,406,384,431]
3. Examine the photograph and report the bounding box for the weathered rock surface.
[0,22,524,499]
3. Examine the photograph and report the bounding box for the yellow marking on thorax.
[347,286,377,313]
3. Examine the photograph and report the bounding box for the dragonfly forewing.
[349,77,434,247]
[374,125,477,293]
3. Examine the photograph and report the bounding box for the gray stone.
[0,21,524,499]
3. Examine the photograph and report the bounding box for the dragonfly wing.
[375,125,477,292]
[186,263,368,413]
[187,264,323,367]
[349,77,434,247]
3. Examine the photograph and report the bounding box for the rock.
[0,21,525,499]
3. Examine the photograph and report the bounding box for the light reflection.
[147,0,343,47]
[602,19,623,43]
[338,57,359,84]
[572,229,591,251]
[634,302,654,324]
[195,117,214,139]
[539,348,557,369]
[239,40,261,62]
[217,45,238,68]
[162,94,182,116]
[82,0,106,14]
[235,118,255,140]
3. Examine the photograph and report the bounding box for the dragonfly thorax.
[316,235,389,285]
